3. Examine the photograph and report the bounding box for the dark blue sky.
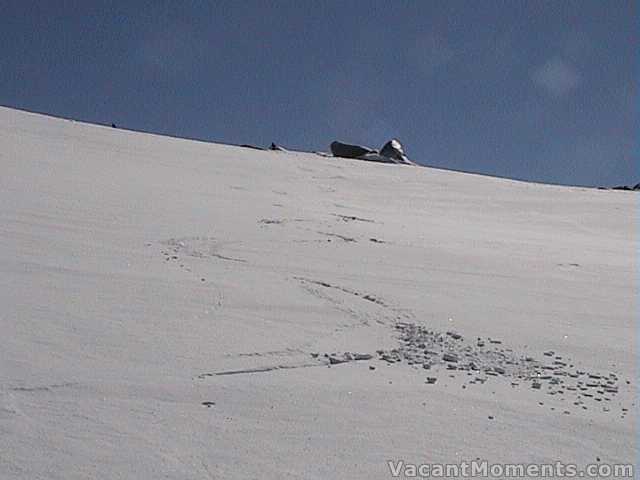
[1,1,637,186]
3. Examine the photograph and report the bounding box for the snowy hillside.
[0,106,635,479]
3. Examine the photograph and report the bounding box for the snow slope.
[0,106,635,479]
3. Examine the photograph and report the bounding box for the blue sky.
[1,1,636,186]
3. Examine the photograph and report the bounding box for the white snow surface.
[0,106,635,479]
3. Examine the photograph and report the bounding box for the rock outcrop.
[330,139,415,165]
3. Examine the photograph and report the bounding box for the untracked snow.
[0,106,635,479]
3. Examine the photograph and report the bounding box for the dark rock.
[269,143,288,151]
[330,141,376,159]
[442,353,459,363]
[328,356,348,365]
[379,139,413,164]
[381,354,396,363]
[353,353,373,361]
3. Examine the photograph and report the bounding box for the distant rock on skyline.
[330,139,415,165]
